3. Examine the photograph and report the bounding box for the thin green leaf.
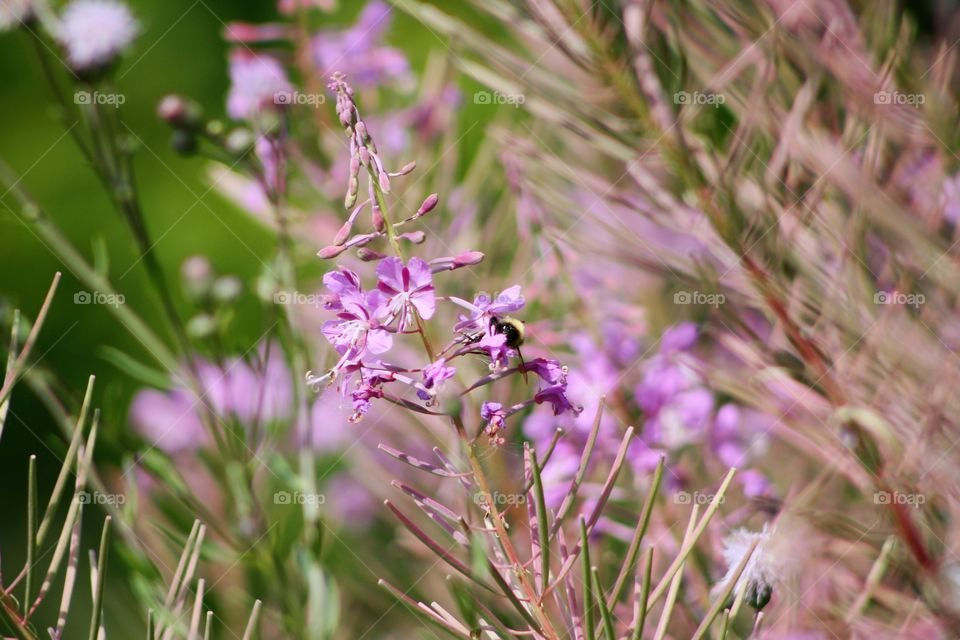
[591,567,615,640]
[87,516,111,640]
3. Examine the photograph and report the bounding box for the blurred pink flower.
[311,1,411,89]
[226,52,291,120]
[56,0,138,70]
[130,388,206,453]
[130,344,294,454]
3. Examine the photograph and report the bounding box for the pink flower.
[418,357,455,400]
[535,384,582,417]
[322,268,363,309]
[481,401,507,445]
[475,331,511,368]
[56,0,138,71]
[522,357,567,384]
[226,52,292,120]
[350,376,386,423]
[311,1,411,89]
[321,287,392,361]
[130,388,206,453]
[376,256,436,330]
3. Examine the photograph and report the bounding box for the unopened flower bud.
[371,205,385,232]
[428,251,485,273]
[344,232,378,248]
[377,169,391,193]
[454,251,484,267]
[318,244,348,259]
[333,219,353,246]
[399,230,425,244]
[355,120,369,141]
[157,94,203,130]
[356,247,387,261]
[344,177,359,209]
[416,193,439,217]
[392,161,416,176]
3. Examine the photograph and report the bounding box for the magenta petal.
[324,269,361,297]
[406,257,433,290]
[366,328,393,354]
[375,256,405,292]
[489,284,525,314]
[410,286,436,319]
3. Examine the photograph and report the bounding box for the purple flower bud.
[345,232,378,248]
[355,120,369,141]
[333,219,353,246]
[356,247,387,261]
[318,244,348,259]
[416,193,439,217]
[157,94,203,129]
[399,230,425,244]
[345,175,359,209]
[454,251,484,267]
[371,204,385,232]
[393,161,416,176]
[377,169,391,193]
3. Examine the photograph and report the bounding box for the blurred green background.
[1,1,281,633]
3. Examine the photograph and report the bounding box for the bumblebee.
[489,316,525,349]
[490,316,528,381]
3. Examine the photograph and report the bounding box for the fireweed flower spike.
[329,72,391,208]
[55,0,139,72]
